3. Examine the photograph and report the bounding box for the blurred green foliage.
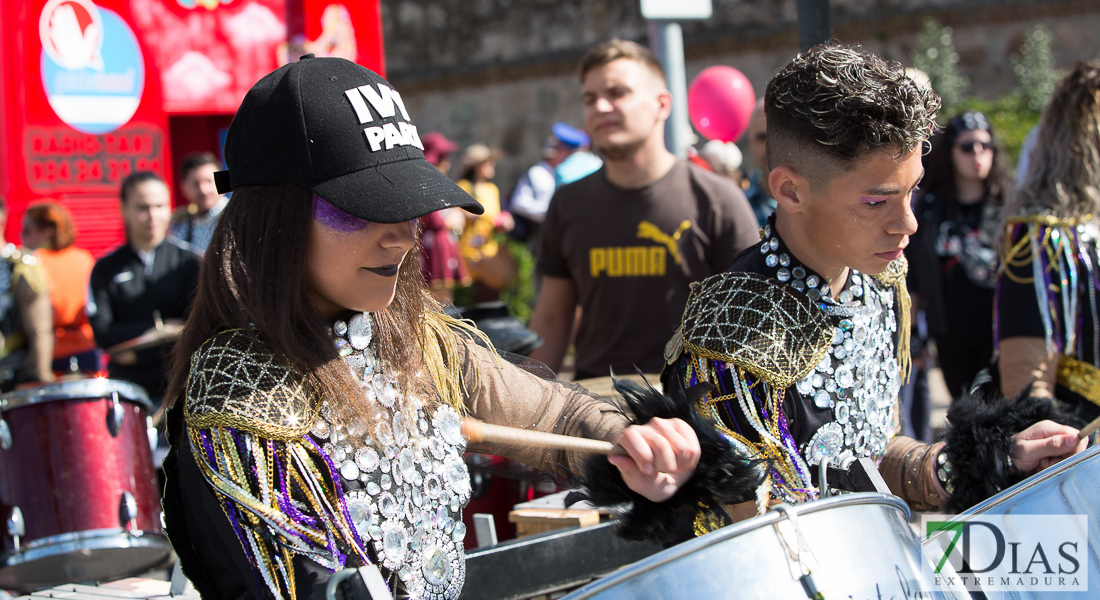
[912,18,970,116]
[915,22,1060,168]
[1012,25,1062,112]
[498,235,535,324]
[452,233,536,323]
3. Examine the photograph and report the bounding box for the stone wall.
[383,0,1100,190]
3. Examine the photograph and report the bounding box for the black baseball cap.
[214,55,483,223]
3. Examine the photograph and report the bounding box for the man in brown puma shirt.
[530,40,757,379]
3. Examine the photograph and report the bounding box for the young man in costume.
[662,45,1087,521]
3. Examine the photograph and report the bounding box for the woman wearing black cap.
[906,111,1011,399]
[159,56,750,599]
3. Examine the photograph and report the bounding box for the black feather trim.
[943,385,1057,513]
[566,374,765,545]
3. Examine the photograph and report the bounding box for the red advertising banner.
[0,0,172,254]
[0,0,383,255]
[129,0,383,115]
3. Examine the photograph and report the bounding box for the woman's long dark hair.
[920,113,1012,207]
[164,184,433,428]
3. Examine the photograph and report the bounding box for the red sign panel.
[26,126,164,193]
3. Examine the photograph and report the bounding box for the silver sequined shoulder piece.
[680,271,833,389]
[185,329,318,440]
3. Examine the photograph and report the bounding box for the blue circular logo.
[40,0,145,135]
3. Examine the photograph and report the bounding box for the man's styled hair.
[765,45,941,190]
[179,151,220,181]
[119,171,165,204]
[578,39,666,85]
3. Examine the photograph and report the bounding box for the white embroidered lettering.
[344,88,372,123]
[407,123,424,149]
[382,123,403,150]
[359,85,396,118]
[364,127,386,151]
[398,122,415,147]
[387,88,411,121]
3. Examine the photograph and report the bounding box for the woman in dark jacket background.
[907,112,1013,399]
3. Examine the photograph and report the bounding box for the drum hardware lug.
[147,416,158,455]
[798,572,825,600]
[69,356,80,373]
[7,506,24,552]
[107,391,124,437]
[771,504,826,596]
[119,491,140,536]
[818,457,830,498]
[0,417,11,451]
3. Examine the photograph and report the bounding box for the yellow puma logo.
[636,220,691,265]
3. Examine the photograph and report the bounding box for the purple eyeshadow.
[313,194,370,233]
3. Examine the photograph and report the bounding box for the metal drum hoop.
[564,492,911,600]
[958,443,1100,517]
[0,527,171,568]
[0,379,152,413]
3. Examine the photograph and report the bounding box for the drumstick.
[1078,415,1100,440]
[461,418,628,456]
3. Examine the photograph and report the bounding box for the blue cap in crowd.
[552,122,590,148]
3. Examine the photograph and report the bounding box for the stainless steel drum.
[562,493,957,599]
[923,444,1100,598]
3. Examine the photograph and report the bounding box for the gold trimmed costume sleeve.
[183,330,369,599]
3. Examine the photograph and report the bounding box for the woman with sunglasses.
[907,112,1011,399]
[996,62,1100,426]
[159,57,753,600]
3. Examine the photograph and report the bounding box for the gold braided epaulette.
[678,271,832,389]
[1004,213,1092,229]
[185,329,319,440]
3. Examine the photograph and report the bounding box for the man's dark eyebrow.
[862,170,925,196]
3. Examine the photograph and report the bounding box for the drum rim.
[562,492,909,600]
[0,526,170,563]
[0,379,152,412]
[959,442,1100,518]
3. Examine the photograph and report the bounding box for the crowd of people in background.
[0,45,1097,457]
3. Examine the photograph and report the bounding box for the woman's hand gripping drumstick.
[461,417,700,503]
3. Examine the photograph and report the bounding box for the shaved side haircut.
[765,45,941,191]
[579,38,666,86]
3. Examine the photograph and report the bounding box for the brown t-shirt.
[538,160,759,378]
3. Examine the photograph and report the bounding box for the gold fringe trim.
[421,310,499,415]
[871,257,912,382]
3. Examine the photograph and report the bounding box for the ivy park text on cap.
[213,55,483,223]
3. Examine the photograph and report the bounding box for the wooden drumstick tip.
[1077,414,1100,440]
[461,418,485,444]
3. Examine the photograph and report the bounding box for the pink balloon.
[688,66,756,143]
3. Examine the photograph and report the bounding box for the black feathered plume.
[943,382,1084,513]
[566,373,765,545]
